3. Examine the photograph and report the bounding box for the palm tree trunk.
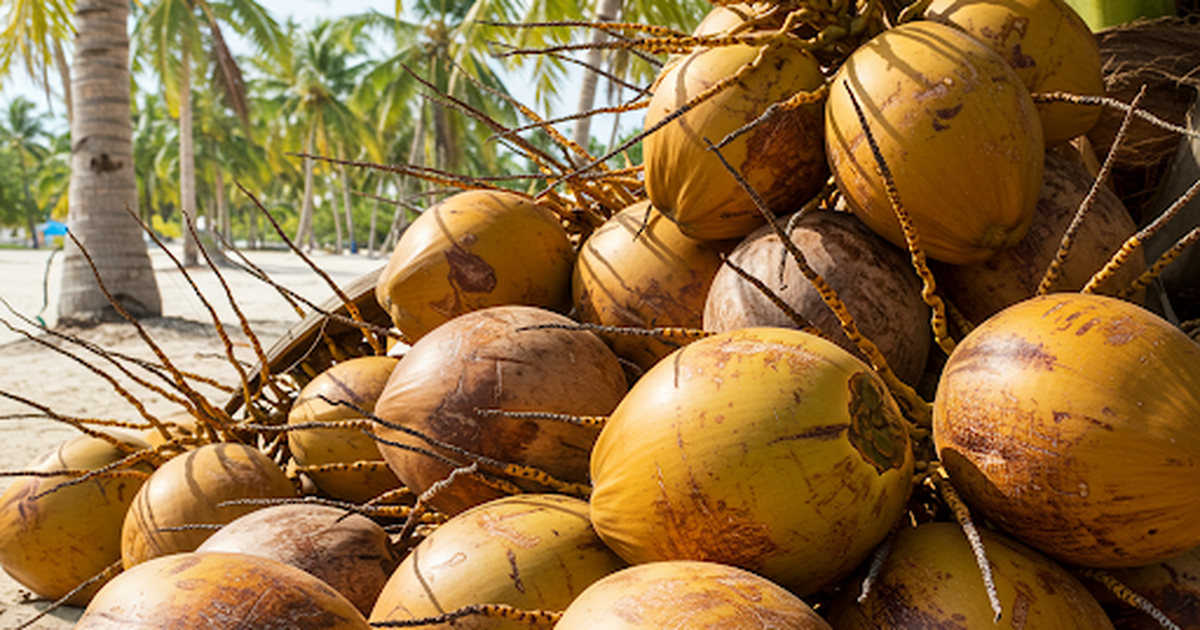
[180,46,199,266]
[341,165,356,254]
[58,0,161,323]
[215,163,230,243]
[294,125,317,251]
[330,186,343,253]
[570,0,623,152]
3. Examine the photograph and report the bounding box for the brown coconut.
[76,551,371,629]
[936,149,1145,326]
[925,0,1105,145]
[703,209,931,385]
[828,522,1114,629]
[556,561,832,629]
[574,200,732,370]
[372,305,627,515]
[288,355,404,503]
[643,37,828,241]
[0,433,151,605]
[197,503,399,615]
[121,442,296,568]
[375,189,575,343]
[370,494,626,628]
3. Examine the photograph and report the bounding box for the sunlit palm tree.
[0,96,50,247]
[252,17,380,251]
[132,0,284,265]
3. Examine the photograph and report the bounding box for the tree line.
[0,0,705,323]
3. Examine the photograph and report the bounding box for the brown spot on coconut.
[935,150,1145,326]
[372,306,627,516]
[703,209,931,386]
[197,503,399,616]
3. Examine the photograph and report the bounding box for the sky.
[0,0,635,143]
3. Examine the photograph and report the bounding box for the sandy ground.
[0,244,385,628]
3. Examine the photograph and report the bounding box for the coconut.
[703,209,931,385]
[643,36,827,241]
[589,327,913,596]
[1094,546,1200,629]
[372,305,627,515]
[370,494,626,628]
[197,503,398,615]
[825,20,1044,265]
[934,293,1200,568]
[375,189,575,343]
[827,521,1114,628]
[75,551,370,629]
[574,200,731,370]
[0,433,150,605]
[288,355,403,503]
[936,149,1144,325]
[120,442,296,568]
[924,0,1105,145]
[555,560,832,629]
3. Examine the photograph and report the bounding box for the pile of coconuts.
[3,0,1200,628]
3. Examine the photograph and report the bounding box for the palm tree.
[0,96,50,247]
[132,0,284,265]
[252,17,380,251]
[0,0,75,121]
[58,0,162,323]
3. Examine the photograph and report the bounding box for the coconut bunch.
[5,0,1200,627]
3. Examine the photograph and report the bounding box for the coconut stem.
[372,603,563,628]
[1032,91,1200,143]
[14,559,123,630]
[1117,225,1200,300]
[516,321,712,345]
[839,82,955,357]
[1075,567,1182,630]
[932,466,1003,623]
[857,529,897,604]
[704,138,933,432]
[477,408,608,429]
[1038,86,1145,296]
[1083,176,1200,295]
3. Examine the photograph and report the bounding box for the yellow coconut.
[643,37,828,241]
[373,305,627,516]
[120,442,296,568]
[288,355,403,503]
[141,410,203,449]
[589,327,913,596]
[827,521,1114,628]
[825,20,1044,265]
[75,551,371,629]
[934,293,1200,568]
[691,2,784,38]
[573,200,732,370]
[0,432,150,605]
[925,0,1105,145]
[556,560,832,629]
[197,503,399,615]
[936,149,1144,325]
[703,209,931,385]
[375,189,575,343]
[370,494,626,628]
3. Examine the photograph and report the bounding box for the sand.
[0,244,385,628]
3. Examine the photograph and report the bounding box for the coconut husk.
[1087,16,1200,222]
